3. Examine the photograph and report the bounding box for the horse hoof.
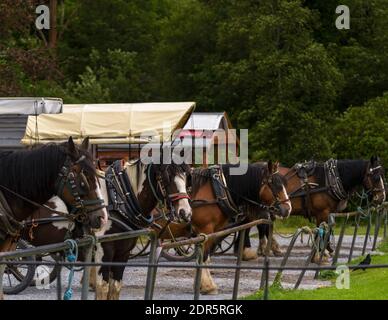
[200,287,219,295]
[242,248,258,261]
[272,250,284,257]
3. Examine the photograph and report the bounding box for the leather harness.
[285,159,349,221]
[191,165,280,222]
[105,160,154,230]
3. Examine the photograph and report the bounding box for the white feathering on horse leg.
[199,258,218,295]
[95,278,109,300]
[108,279,122,300]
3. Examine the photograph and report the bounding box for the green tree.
[333,93,388,165]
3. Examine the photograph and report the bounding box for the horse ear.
[81,137,90,151]
[273,161,280,173]
[370,156,377,165]
[267,160,273,174]
[68,136,77,156]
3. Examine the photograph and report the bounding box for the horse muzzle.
[178,208,192,223]
[89,208,109,231]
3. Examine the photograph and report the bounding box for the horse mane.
[192,164,278,205]
[336,160,368,192]
[0,142,94,205]
[222,164,274,207]
[305,159,368,192]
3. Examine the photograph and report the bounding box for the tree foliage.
[1,0,388,165]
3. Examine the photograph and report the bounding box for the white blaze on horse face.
[95,177,109,227]
[377,177,386,203]
[281,185,292,217]
[174,174,192,220]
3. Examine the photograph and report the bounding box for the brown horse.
[189,162,291,294]
[0,137,108,249]
[246,158,386,257]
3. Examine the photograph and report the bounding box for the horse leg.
[89,243,105,292]
[270,231,283,257]
[107,239,135,300]
[108,266,124,300]
[199,241,218,295]
[257,225,268,256]
[95,242,113,300]
[241,228,258,261]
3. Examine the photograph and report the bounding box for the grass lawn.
[270,216,385,236]
[244,238,388,300]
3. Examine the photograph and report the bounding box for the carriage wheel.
[3,240,36,295]
[215,232,238,255]
[128,236,151,259]
[160,240,198,262]
[30,253,62,286]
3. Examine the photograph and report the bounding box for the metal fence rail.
[0,202,387,300]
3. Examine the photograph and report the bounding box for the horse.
[244,157,386,258]
[0,137,108,298]
[189,161,291,294]
[93,159,192,300]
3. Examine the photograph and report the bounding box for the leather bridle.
[148,164,191,222]
[261,171,290,215]
[54,155,106,223]
[363,164,386,199]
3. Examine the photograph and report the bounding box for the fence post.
[232,228,246,300]
[295,231,319,289]
[193,243,204,300]
[0,261,4,300]
[56,262,62,300]
[372,208,381,251]
[348,213,361,263]
[81,241,94,300]
[332,214,348,265]
[144,232,158,300]
[274,228,302,283]
[384,208,387,239]
[259,223,273,290]
[263,258,270,300]
[362,212,372,256]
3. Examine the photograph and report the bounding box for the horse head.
[57,137,108,232]
[363,156,386,205]
[259,161,292,218]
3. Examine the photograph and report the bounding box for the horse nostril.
[179,209,190,222]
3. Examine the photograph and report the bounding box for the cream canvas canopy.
[22,102,195,145]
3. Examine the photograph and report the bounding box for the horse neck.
[127,161,158,215]
[0,147,66,220]
[337,160,368,192]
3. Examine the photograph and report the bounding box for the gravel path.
[3,232,380,300]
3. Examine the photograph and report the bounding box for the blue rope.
[63,239,78,300]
